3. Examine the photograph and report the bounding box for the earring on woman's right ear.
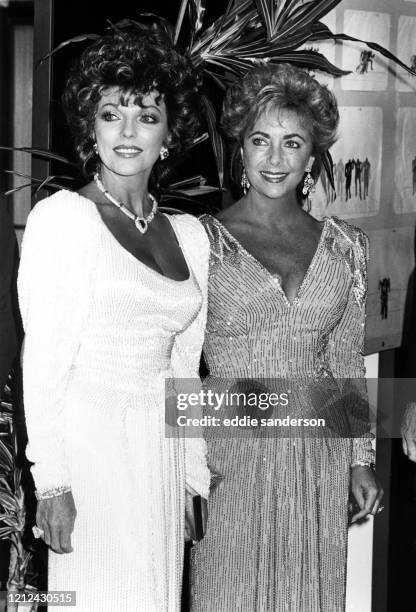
[159,145,169,160]
[241,168,250,195]
[93,142,98,155]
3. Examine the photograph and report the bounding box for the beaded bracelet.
[351,461,375,469]
[35,485,71,501]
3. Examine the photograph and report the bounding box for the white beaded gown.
[190,214,375,612]
[17,191,210,612]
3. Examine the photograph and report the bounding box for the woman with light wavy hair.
[191,63,383,612]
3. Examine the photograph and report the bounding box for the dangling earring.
[302,170,315,196]
[160,145,169,160]
[93,142,98,155]
[241,168,250,195]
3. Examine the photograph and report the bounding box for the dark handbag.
[185,494,207,542]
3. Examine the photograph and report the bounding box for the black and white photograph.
[1,1,416,611]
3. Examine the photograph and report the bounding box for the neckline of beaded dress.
[210,215,329,307]
[75,190,192,284]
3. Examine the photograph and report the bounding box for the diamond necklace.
[94,173,158,234]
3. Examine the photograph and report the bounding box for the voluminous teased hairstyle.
[62,24,201,175]
[222,63,339,154]
[222,63,339,196]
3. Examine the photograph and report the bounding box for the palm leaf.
[4,183,36,197]
[4,172,75,195]
[3,169,75,182]
[169,175,208,188]
[321,150,335,192]
[174,0,189,45]
[0,145,74,166]
[331,33,415,75]
[254,0,275,41]
[36,33,100,67]
[0,526,14,538]
[267,51,348,76]
[188,0,206,46]
[0,515,19,528]
[0,441,13,472]
[0,476,12,491]
[5,181,69,197]
[0,492,17,513]
[202,96,224,188]
[308,21,416,75]
[190,0,253,56]
[34,175,75,194]
[280,0,340,34]
[191,133,209,147]
[275,0,307,30]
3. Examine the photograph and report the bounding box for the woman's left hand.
[350,465,384,523]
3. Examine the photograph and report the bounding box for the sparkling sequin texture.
[18,191,210,612]
[190,215,374,612]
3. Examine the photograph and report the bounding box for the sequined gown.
[190,215,374,612]
[17,191,210,612]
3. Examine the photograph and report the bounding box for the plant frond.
[279,0,340,34]
[188,0,206,47]
[0,493,18,513]
[321,150,335,192]
[331,33,416,75]
[0,526,13,538]
[0,440,13,472]
[0,516,19,529]
[202,96,224,188]
[267,51,349,76]
[36,33,100,67]
[254,0,275,41]
[0,145,74,165]
[5,181,68,197]
[4,183,35,197]
[175,0,189,45]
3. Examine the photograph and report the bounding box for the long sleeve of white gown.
[18,192,96,496]
[169,214,211,500]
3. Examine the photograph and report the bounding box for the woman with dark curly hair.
[190,64,383,611]
[17,25,210,611]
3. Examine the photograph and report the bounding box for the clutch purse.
[185,493,207,542]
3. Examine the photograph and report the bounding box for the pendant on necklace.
[135,217,148,234]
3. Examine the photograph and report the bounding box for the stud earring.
[302,171,315,196]
[160,145,169,160]
[241,168,250,194]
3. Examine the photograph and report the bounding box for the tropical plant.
[0,389,36,612]
[3,0,414,202]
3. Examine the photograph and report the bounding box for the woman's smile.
[113,145,143,158]
[259,170,289,183]
[243,108,314,200]
[94,87,169,178]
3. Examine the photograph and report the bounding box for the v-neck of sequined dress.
[210,216,329,308]
[190,214,373,612]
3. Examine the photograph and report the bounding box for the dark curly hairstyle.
[62,24,201,175]
[222,63,339,197]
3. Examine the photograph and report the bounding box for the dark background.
[50,0,234,211]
